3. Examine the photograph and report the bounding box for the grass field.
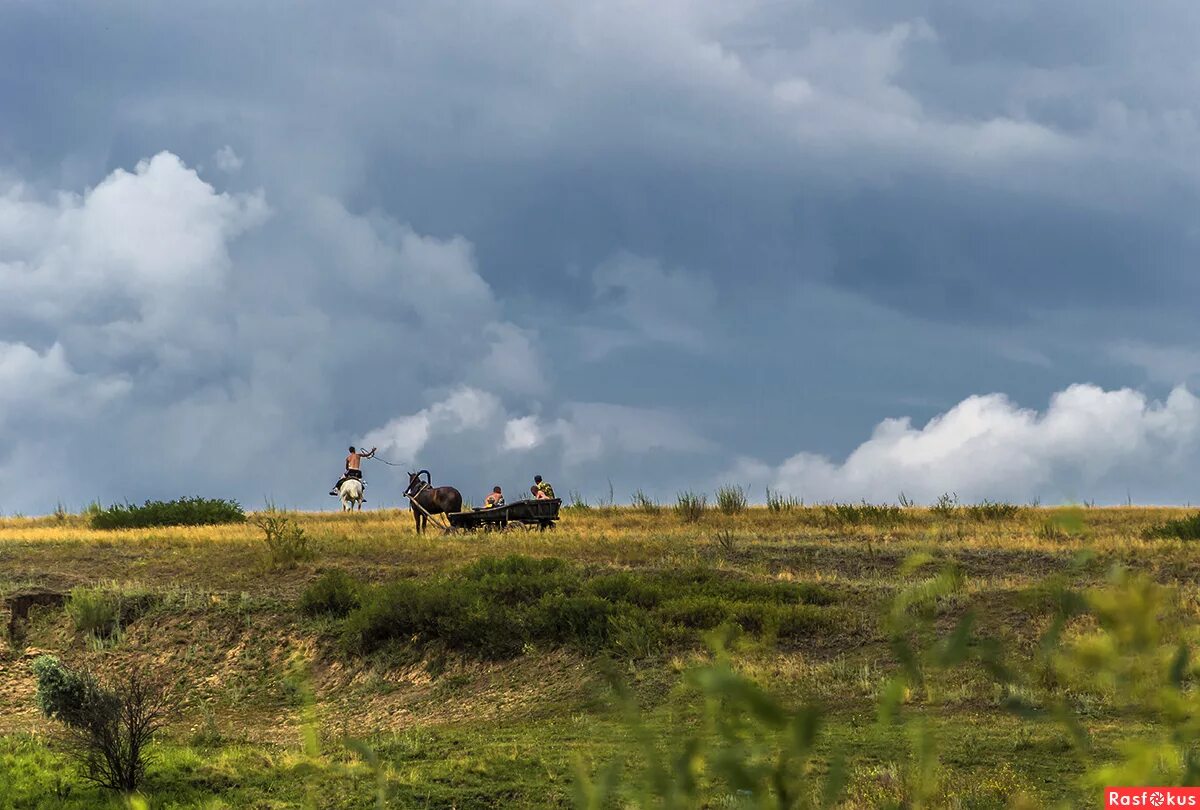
[1,503,1198,808]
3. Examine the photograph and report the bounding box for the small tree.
[33,656,175,793]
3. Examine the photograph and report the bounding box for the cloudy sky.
[3,0,1200,513]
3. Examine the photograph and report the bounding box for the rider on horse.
[330,446,376,498]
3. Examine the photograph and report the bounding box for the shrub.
[675,491,707,523]
[567,490,590,510]
[65,586,156,641]
[32,656,175,793]
[964,499,1021,521]
[253,510,312,567]
[534,594,616,652]
[1145,512,1200,540]
[586,573,664,609]
[930,492,960,517]
[630,489,660,514]
[822,501,904,527]
[65,587,122,640]
[333,557,841,662]
[715,485,747,515]
[766,488,802,513]
[91,497,244,530]
[300,570,362,617]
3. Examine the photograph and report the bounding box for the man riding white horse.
[330,446,376,502]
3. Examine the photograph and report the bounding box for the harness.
[406,478,451,532]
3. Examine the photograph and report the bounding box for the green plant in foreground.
[33,656,176,793]
[578,553,1200,807]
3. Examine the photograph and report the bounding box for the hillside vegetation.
[1,503,1199,807]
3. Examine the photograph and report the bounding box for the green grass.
[3,506,1200,807]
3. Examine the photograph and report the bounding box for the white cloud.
[733,384,1200,504]
[363,387,504,463]
[0,151,268,368]
[502,402,714,465]
[214,145,244,173]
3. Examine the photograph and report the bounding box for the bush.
[715,485,748,515]
[675,491,707,523]
[65,587,121,640]
[630,489,660,514]
[253,510,312,567]
[32,656,175,793]
[65,586,156,641]
[964,499,1021,521]
[930,492,960,517]
[331,556,841,662]
[1145,512,1200,540]
[567,490,590,510]
[91,497,244,530]
[822,501,904,527]
[300,570,361,617]
[766,488,801,513]
[586,573,664,609]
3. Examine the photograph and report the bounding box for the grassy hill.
[1,503,1197,807]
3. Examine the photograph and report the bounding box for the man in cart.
[533,475,555,499]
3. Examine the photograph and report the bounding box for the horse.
[404,469,462,533]
[338,478,364,512]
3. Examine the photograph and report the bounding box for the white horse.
[338,478,364,512]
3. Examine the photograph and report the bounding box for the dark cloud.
[1,1,1198,511]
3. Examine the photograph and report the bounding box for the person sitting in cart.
[531,485,550,500]
[484,486,505,508]
[533,475,555,499]
[330,445,376,497]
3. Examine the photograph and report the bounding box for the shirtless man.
[330,446,377,496]
[484,486,505,508]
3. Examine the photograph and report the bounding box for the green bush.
[585,573,664,609]
[90,497,244,529]
[32,656,175,793]
[930,491,960,517]
[674,491,707,523]
[300,570,362,617]
[253,510,312,567]
[65,585,156,640]
[964,499,1021,520]
[822,501,904,527]
[1145,512,1200,540]
[333,557,840,661]
[630,489,660,514]
[715,484,748,515]
[766,487,802,512]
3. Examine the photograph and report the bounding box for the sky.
[3,0,1200,513]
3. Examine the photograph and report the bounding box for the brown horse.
[404,470,463,534]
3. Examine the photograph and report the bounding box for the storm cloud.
[2,1,1198,511]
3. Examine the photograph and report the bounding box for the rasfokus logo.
[1107,788,1200,807]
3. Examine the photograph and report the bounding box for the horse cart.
[447,498,562,532]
